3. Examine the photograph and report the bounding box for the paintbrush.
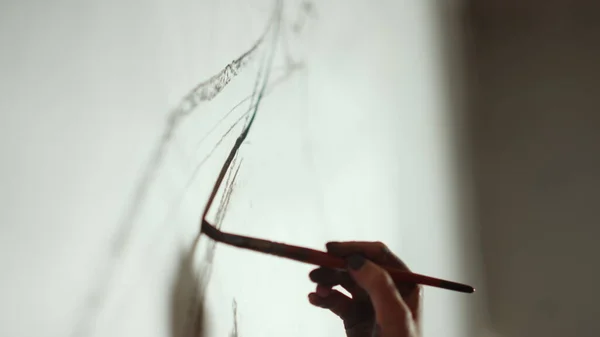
[201,220,475,294]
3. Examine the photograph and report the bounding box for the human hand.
[308,241,422,337]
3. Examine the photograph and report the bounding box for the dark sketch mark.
[175,43,258,117]
[301,0,315,13]
[167,63,303,214]
[188,9,282,337]
[280,1,315,70]
[199,10,280,227]
[292,1,317,34]
[135,64,305,282]
[229,300,239,337]
[192,97,253,158]
[112,3,278,257]
[72,0,315,336]
[155,0,308,257]
[194,63,304,158]
[175,155,241,337]
[171,239,206,337]
[189,63,307,169]
[176,1,321,334]
[214,159,242,228]
[68,6,282,337]
[198,41,276,254]
[108,4,296,330]
[186,112,246,190]
[177,2,285,336]
[203,156,242,267]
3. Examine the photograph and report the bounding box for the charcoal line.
[68,4,281,337]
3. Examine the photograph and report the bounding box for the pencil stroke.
[215,159,243,228]
[291,1,317,34]
[175,41,258,116]
[192,0,282,299]
[187,109,248,192]
[192,96,253,156]
[204,157,242,267]
[159,66,302,231]
[229,300,239,337]
[112,13,275,255]
[191,64,299,155]
[116,10,296,310]
[156,1,303,298]
[196,0,283,286]
[69,5,281,337]
[209,156,239,230]
[171,64,304,218]
[212,154,240,228]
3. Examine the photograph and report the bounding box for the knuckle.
[373,241,395,264]
[369,268,396,292]
[374,241,392,256]
[373,241,388,250]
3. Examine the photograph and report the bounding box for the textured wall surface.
[0,1,472,337]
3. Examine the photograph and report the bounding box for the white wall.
[0,1,472,337]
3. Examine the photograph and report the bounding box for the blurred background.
[1,1,599,337]
[459,2,600,337]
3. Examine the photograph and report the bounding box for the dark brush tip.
[439,280,475,294]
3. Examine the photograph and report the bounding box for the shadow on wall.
[170,238,241,337]
[168,3,314,337]
[170,241,206,337]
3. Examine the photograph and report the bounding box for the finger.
[326,241,410,270]
[307,285,354,320]
[309,267,363,297]
[327,241,419,304]
[346,254,413,332]
[404,284,423,329]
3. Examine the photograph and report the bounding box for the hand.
[308,241,422,337]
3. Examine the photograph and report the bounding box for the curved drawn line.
[175,65,303,213]
[143,64,305,256]
[198,5,281,272]
[112,10,277,256]
[215,159,243,228]
[199,11,281,222]
[111,4,292,317]
[191,64,298,156]
[69,5,282,337]
[185,2,299,336]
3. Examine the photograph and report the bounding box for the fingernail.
[325,242,339,251]
[316,286,331,298]
[308,293,325,307]
[346,254,365,270]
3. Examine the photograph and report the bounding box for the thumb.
[346,254,414,334]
